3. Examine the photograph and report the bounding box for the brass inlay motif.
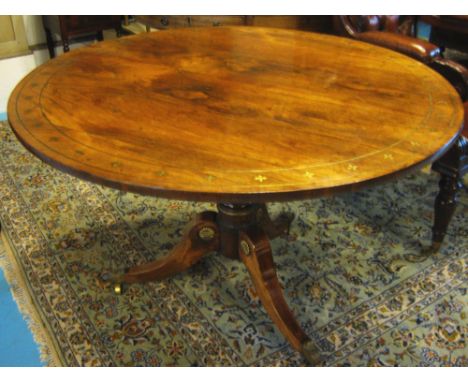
[384,153,394,160]
[347,164,358,171]
[255,175,267,183]
[199,227,215,241]
[240,240,250,256]
[305,171,315,179]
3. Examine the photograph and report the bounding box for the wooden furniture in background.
[136,15,246,29]
[332,16,440,62]
[136,15,333,33]
[42,15,122,58]
[332,15,416,37]
[333,16,468,250]
[8,27,463,364]
[418,15,468,57]
[245,15,333,31]
[0,16,29,59]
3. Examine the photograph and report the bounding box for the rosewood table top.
[7,27,464,203]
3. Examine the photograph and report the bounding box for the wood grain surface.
[8,27,464,202]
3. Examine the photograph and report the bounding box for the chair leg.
[432,173,462,249]
[431,136,468,250]
[62,37,70,53]
[44,28,56,59]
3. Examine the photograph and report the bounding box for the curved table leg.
[238,226,324,366]
[257,204,294,240]
[114,211,219,287]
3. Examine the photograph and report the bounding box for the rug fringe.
[0,230,62,367]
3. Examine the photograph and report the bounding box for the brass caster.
[414,241,441,259]
[114,282,124,295]
[431,241,442,252]
[301,340,325,366]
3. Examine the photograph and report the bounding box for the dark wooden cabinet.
[246,15,333,32]
[136,15,246,29]
[42,15,122,58]
[136,15,333,33]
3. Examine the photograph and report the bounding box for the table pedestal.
[111,203,323,365]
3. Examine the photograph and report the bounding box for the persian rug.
[0,120,466,366]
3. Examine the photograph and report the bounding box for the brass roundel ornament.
[198,226,215,241]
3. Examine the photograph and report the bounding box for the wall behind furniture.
[22,15,47,47]
[0,16,101,115]
[0,54,37,116]
[0,16,49,115]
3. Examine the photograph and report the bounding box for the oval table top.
[8,27,464,203]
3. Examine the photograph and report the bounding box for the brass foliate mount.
[198,226,216,241]
[240,240,251,256]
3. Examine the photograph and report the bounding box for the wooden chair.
[333,16,468,250]
[417,16,468,61]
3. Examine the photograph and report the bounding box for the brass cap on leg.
[431,241,442,252]
[301,340,325,366]
[114,282,124,295]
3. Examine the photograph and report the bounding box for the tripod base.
[110,203,323,366]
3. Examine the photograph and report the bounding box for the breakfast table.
[7,27,464,365]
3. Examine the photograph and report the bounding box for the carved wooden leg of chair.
[432,173,462,250]
[431,137,467,250]
[257,204,294,240]
[113,211,219,291]
[238,226,324,366]
[96,30,104,42]
[61,34,70,53]
[44,28,56,59]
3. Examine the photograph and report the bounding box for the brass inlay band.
[255,175,267,183]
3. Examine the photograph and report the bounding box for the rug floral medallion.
[0,121,466,366]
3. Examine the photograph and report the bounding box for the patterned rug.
[0,120,467,366]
